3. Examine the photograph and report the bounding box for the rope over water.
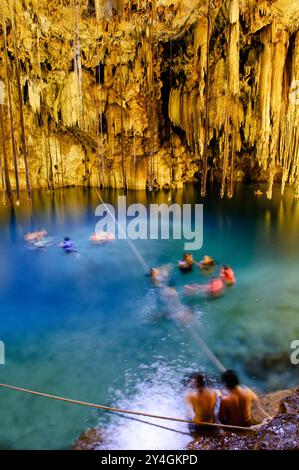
[0,383,257,433]
[96,190,150,272]
[95,189,271,421]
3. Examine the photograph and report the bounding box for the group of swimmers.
[24,229,116,252]
[186,369,258,432]
[24,230,78,253]
[151,253,235,298]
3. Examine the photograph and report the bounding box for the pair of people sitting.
[186,370,258,430]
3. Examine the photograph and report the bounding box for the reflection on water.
[0,183,299,450]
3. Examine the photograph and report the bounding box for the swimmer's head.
[222,370,240,389]
[150,268,158,278]
[64,237,70,241]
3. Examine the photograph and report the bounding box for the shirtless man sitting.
[186,373,220,431]
[219,370,258,427]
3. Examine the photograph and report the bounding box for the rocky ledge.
[73,387,299,450]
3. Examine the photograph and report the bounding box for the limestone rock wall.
[0,0,298,201]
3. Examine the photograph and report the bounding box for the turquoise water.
[0,184,298,450]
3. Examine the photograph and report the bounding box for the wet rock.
[255,413,299,450]
[279,387,299,414]
[73,427,103,450]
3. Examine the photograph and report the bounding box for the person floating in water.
[24,230,47,242]
[150,265,172,286]
[220,265,236,286]
[89,231,115,244]
[186,373,220,432]
[178,253,195,272]
[60,237,77,254]
[219,370,258,427]
[185,277,224,298]
[198,255,216,272]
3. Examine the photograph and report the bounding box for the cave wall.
[0,0,298,200]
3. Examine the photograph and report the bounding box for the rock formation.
[0,0,299,204]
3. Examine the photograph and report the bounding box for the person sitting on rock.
[219,370,258,427]
[186,373,220,432]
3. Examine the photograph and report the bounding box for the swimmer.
[89,231,115,244]
[60,237,77,253]
[150,265,171,286]
[220,265,236,286]
[219,370,258,427]
[198,255,216,272]
[185,277,224,298]
[178,253,195,272]
[24,230,47,242]
[186,373,220,430]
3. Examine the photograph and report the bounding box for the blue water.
[0,184,298,449]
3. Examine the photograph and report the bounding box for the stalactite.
[55,138,60,187]
[119,65,127,190]
[0,104,14,210]
[10,0,32,200]
[221,114,230,198]
[228,127,236,198]
[98,63,105,186]
[2,9,19,199]
[201,0,211,197]
[226,0,240,198]
[73,0,83,127]
[43,132,50,190]
[47,121,54,190]
[59,139,65,188]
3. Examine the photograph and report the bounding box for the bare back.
[186,388,218,424]
[219,386,258,427]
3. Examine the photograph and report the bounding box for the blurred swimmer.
[178,253,195,272]
[220,265,235,286]
[185,277,224,298]
[150,265,171,286]
[24,230,47,242]
[60,237,77,253]
[89,231,115,244]
[198,255,216,272]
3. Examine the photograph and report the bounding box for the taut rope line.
[0,383,255,433]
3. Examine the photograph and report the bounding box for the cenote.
[0,184,298,450]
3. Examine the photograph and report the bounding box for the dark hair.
[223,264,229,269]
[222,370,240,389]
[64,237,70,241]
[192,373,208,389]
